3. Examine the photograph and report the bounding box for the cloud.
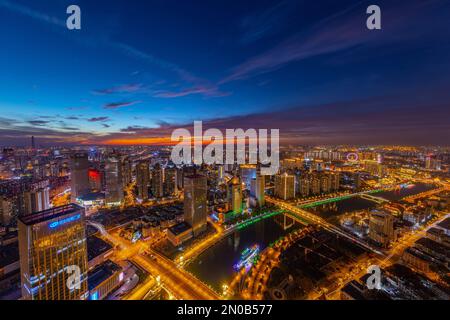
[92,84,144,95]
[0,0,65,27]
[28,120,50,126]
[221,0,443,83]
[102,123,111,128]
[87,117,110,122]
[103,101,141,109]
[153,86,230,98]
[66,106,87,111]
[239,0,293,44]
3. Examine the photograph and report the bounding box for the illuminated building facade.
[105,155,123,205]
[184,174,207,236]
[368,210,396,248]
[70,152,90,202]
[136,161,149,201]
[275,173,295,200]
[228,176,243,213]
[18,204,89,300]
[152,163,164,198]
[164,166,177,196]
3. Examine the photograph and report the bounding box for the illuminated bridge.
[266,197,384,256]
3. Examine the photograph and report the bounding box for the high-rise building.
[184,174,207,236]
[152,163,164,198]
[310,175,321,195]
[70,152,90,202]
[0,196,14,225]
[275,173,295,200]
[136,161,149,201]
[320,175,331,193]
[105,155,123,205]
[330,173,340,191]
[298,175,310,198]
[23,188,50,215]
[88,168,102,191]
[31,136,35,150]
[164,166,177,196]
[121,156,132,188]
[18,204,89,300]
[228,176,243,213]
[369,211,396,248]
[255,174,265,206]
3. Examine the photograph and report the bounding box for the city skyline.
[1,0,450,147]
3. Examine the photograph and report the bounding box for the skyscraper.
[70,152,90,202]
[121,156,132,188]
[227,176,243,213]
[105,154,124,205]
[18,204,89,300]
[164,166,177,197]
[136,160,149,201]
[31,136,35,150]
[152,163,164,198]
[184,174,207,236]
[275,173,295,200]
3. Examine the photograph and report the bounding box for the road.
[88,220,219,300]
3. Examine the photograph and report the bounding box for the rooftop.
[0,242,19,269]
[87,260,121,291]
[168,221,192,236]
[19,203,84,226]
[87,235,113,262]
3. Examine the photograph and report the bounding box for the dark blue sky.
[1,0,449,146]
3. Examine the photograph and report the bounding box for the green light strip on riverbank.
[236,211,282,230]
[298,189,384,209]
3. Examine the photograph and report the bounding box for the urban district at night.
[0,0,449,305]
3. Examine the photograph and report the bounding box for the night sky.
[1,0,449,146]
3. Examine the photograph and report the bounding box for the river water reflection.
[187,215,302,292]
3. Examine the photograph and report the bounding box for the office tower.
[184,174,207,236]
[176,167,184,190]
[228,176,243,213]
[18,204,89,300]
[164,166,177,196]
[88,168,102,191]
[31,136,35,149]
[105,155,123,205]
[275,173,295,200]
[70,152,90,202]
[121,156,132,187]
[152,163,164,198]
[136,161,149,201]
[255,174,265,206]
[369,211,395,248]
